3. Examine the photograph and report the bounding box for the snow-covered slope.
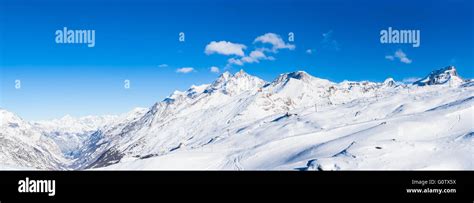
[74,70,267,169]
[102,81,473,170]
[0,109,68,169]
[70,107,149,169]
[1,66,473,170]
[87,66,473,170]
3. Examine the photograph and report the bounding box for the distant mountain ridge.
[414,66,464,86]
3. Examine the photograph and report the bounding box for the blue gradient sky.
[1,0,473,120]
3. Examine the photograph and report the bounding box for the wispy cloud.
[158,64,168,68]
[306,49,313,54]
[176,67,195,73]
[386,49,412,64]
[210,66,220,73]
[321,30,340,51]
[205,41,246,56]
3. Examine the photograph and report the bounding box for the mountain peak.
[210,71,232,88]
[414,66,463,86]
[220,71,232,79]
[60,114,75,121]
[206,69,265,95]
[288,71,311,80]
[234,69,249,78]
[0,109,23,125]
[273,71,313,85]
[383,77,396,87]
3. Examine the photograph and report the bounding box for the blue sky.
[1,0,473,120]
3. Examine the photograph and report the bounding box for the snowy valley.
[1,66,473,170]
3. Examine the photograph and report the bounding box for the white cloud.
[205,41,246,56]
[385,55,395,60]
[386,49,412,64]
[211,33,292,69]
[306,49,313,54]
[158,64,168,68]
[402,77,421,83]
[228,50,275,67]
[228,58,244,66]
[321,30,340,50]
[176,67,195,73]
[395,50,412,64]
[400,57,412,64]
[245,50,273,63]
[210,66,220,73]
[240,56,255,63]
[250,50,266,59]
[254,33,295,52]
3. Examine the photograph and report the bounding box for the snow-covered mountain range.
[33,114,118,158]
[1,66,473,170]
